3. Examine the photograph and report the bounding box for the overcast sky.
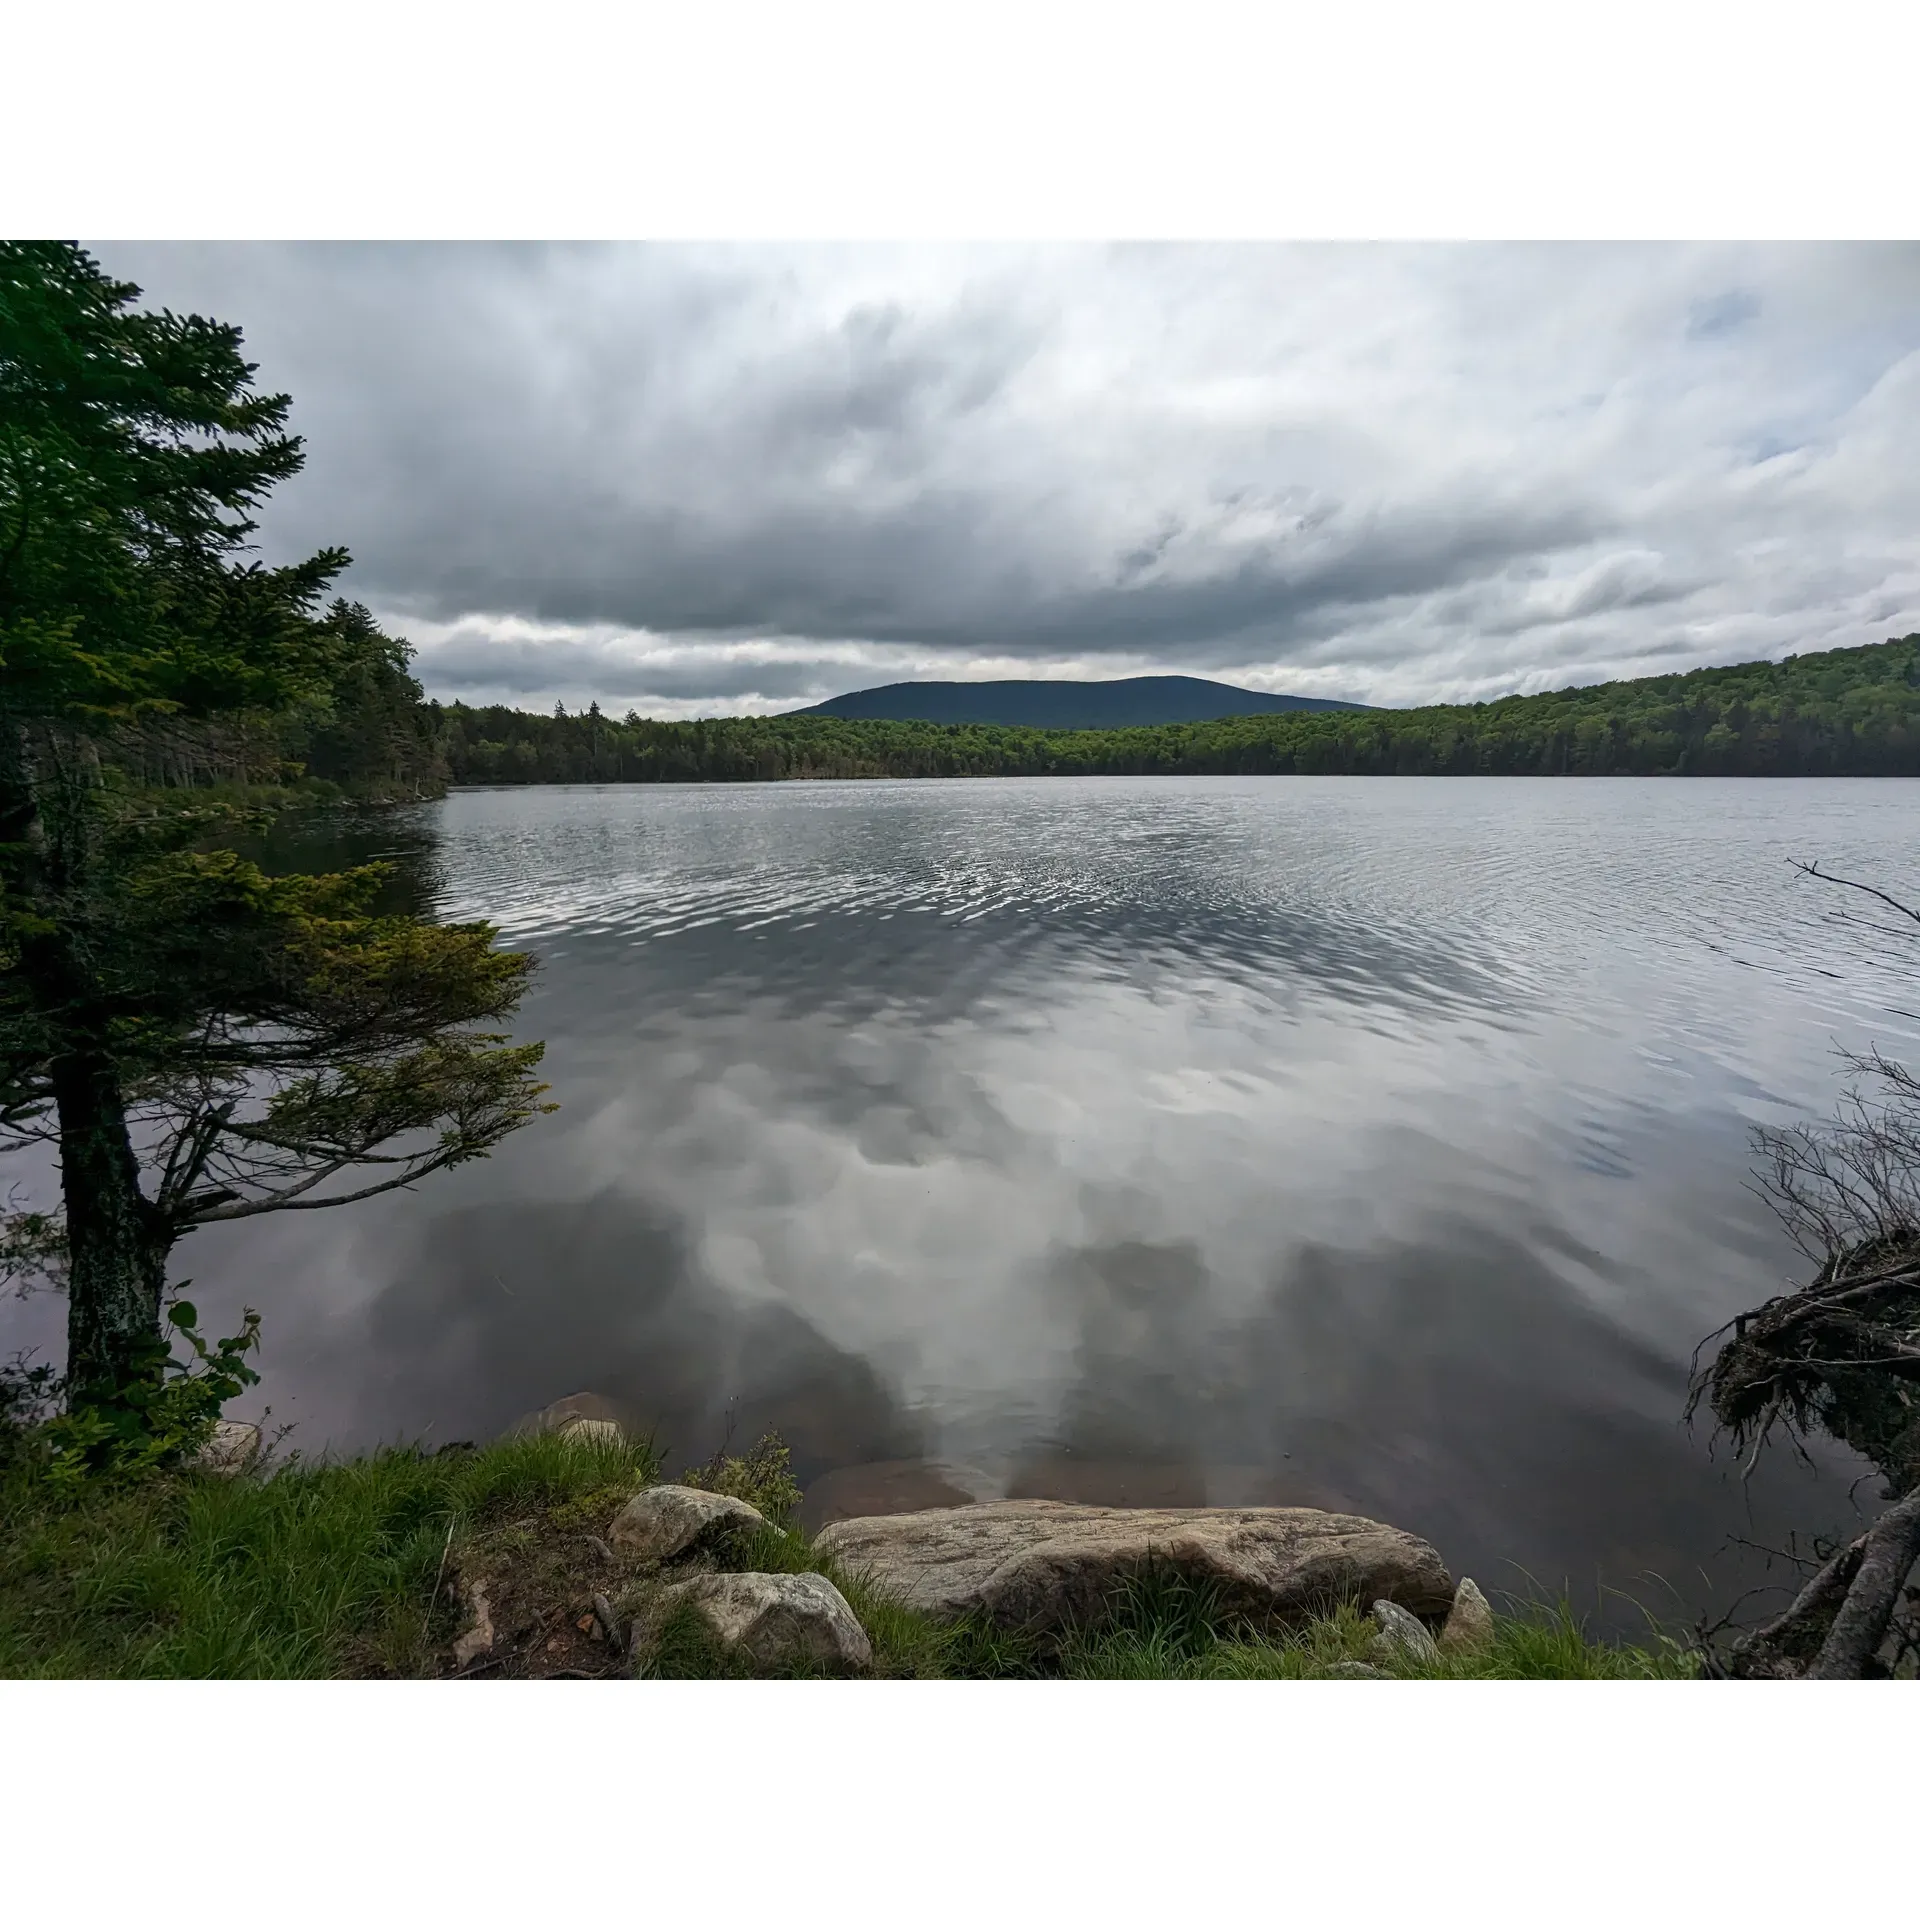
[93,242,1920,717]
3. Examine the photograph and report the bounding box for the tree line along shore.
[433,635,1920,786]
[84,624,1920,803]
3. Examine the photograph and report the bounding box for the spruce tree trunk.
[54,1048,171,1412]
[5,720,171,1410]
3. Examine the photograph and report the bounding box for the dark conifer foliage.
[1,244,544,1444]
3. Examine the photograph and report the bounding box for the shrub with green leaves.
[681,1429,801,1526]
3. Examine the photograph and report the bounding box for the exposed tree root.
[1692,1235,1920,1676]
[1691,1234,1920,1502]
[1718,1486,1920,1679]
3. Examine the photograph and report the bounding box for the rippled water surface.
[21,777,1920,1617]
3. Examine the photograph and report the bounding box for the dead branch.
[1802,1486,1920,1679]
[1794,860,1920,932]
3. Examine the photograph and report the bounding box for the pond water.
[13,776,1920,1621]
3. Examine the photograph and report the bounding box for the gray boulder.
[191,1420,261,1478]
[1436,1577,1496,1657]
[609,1484,766,1564]
[813,1500,1453,1635]
[1368,1598,1439,1667]
[641,1571,872,1675]
[507,1391,636,1439]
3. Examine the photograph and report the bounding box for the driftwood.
[1803,1487,1920,1678]
[1690,1236,1920,1501]
[1714,1486,1920,1678]
[1689,864,1920,1674]
[1692,1243,1920,1678]
[1690,862,1920,1677]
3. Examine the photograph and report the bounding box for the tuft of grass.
[1054,1600,1699,1680]
[0,1432,658,1679]
[1041,1571,1701,1680]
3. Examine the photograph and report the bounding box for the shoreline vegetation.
[435,635,1920,786]
[0,1422,1697,1681]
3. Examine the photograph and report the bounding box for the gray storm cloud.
[90,241,1920,713]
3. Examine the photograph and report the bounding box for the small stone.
[608,1484,766,1564]
[453,1579,495,1669]
[1369,1598,1439,1667]
[191,1420,261,1477]
[641,1571,873,1675]
[1322,1660,1387,1678]
[1436,1577,1495,1658]
[507,1391,630,1438]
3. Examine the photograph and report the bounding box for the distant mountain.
[793,675,1373,729]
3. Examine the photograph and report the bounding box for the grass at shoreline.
[0,1433,661,1679]
[0,1433,1698,1680]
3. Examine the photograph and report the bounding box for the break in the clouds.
[93,242,1920,715]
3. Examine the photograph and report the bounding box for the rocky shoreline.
[437,1395,1498,1679]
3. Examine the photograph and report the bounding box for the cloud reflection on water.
[18,777,1916,1622]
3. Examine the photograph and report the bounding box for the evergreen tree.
[293,599,448,800]
[1,243,551,1441]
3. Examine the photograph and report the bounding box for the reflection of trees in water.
[240,805,447,920]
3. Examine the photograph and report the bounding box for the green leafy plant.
[681,1428,800,1527]
[38,1297,261,1486]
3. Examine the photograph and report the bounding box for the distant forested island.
[798,675,1372,727]
[433,636,1920,784]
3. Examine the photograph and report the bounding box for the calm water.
[15,777,1920,1619]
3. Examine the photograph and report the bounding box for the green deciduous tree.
[1,242,552,1444]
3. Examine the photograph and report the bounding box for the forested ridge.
[435,634,1920,783]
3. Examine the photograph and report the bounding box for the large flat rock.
[814,1500,1454,1634]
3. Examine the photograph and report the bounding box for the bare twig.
[448,1653,510,1680]
[1795,860,1920,932]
